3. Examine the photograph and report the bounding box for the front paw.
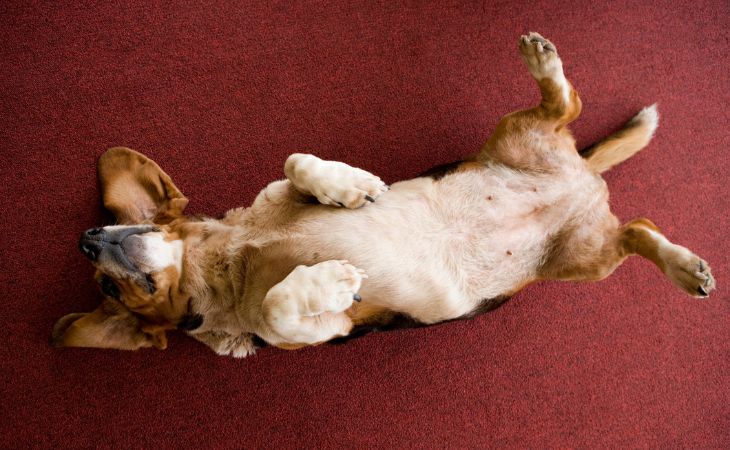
[203,332,258,358]
[317,164,388,209]
[286,154,388,208]
[287,260,366,315]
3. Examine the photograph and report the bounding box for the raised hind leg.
[478,33,582,170]
[518,32,582,128]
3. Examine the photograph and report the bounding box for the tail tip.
[633,103,659,136]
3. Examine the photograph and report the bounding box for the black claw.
[337,201,345,207]
[364,195,375,203]
[697,286,708,297]
[353,293,362,302]
[698,261,705,272]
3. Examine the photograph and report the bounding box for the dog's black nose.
[79,228,106,261]
[79,240,102,261]
[86,227,103,236]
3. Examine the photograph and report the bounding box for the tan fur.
[52,33,715,356]
[52,299,167,350]
[582,105,659,173]
[99,147,189,224]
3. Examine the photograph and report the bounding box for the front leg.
[284,153,388,208]
[191,330,258,358]
[262,260,365,346]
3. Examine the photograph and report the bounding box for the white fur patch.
[635,103,659,137]
[284,153,388,208]
[128,232,183,273]
[556,73,570,106]
[262,260,364,344]
[645,228,691,263]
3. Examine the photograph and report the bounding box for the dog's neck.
[179,221,251,335]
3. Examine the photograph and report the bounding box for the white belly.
[299,163,606,323]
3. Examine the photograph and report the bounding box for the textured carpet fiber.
[1,1,728,447]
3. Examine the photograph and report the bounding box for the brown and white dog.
[52,33,715,357]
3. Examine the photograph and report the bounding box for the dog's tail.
[581,104,659,173]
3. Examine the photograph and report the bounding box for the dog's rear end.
[488,33,714,298]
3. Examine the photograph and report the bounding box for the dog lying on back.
[52,33,715,357]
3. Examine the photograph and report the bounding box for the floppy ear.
[51,299,168,351]
[98,147,188,224]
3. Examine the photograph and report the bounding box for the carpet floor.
[1,1,728,447]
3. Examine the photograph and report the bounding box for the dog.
[52,33,715,357]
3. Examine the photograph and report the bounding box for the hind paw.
[663,248,716,298]
[519,32,563,80]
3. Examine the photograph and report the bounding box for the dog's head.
[52,147,204,351]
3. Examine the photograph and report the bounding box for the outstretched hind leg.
[541,217,716,298]
[619,219,716,297]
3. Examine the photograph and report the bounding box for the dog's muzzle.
[79,225,156,263]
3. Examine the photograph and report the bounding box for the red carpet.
[1,1,728,447]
